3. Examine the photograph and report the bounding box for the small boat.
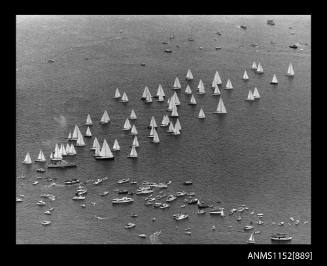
[278,222,285,226]
[80,204,86,208]
[124,223,136,229]
[85,126,92,137]
[99,191,109,197]
[128,146,138,159]
[243,70,249,80]
[164,49,172,53]
[118,189,129,195]
[256,63,264,73]
[93,178,103,185]
[197,79,205,94]
[267,19,275,26]
[197,210,206,215]
[131,214,138,218]
[197,201,210,209]
[117,178,130,184]
[209,208,225,216]
[251,62,257,70]
[240,25,247,30]
[188,198,199,205]
[47,160,77,168]
[287,63,295,76]
[41,221,51,226]
[271,233,292,242]
[188,94,197,105]
[237,216,242,221]
[166,195,177,202]
[44,210,52,215]
[215,47,222,50]
[16,197,23,203]
[244,225,254,231]
[186,69,194,80]
[48,59,55,63]
[140,63,146,66]
[136,189,154,195]
[72,195,86,200]
[112,197,134,204]
[175,191,187,197]
[253,87,260,99]
[35,150,46,163]
[245,90,255,101]
[289,44,298,49]
[159,203,170,209]
[257,220,264,225]
[173,77,181,90]
[64,178,80,185]
[271,74,278,84]
[36,168,46,173]
[225,79,233,89]
[138,234,147,238]
[248,232,255,244]
[184,85,192,95]
[113,88,121,99]
[130,109,137,120]
[22,152,32,165]
[184,180,193,185]
[213,97,227,114]
[37,200,46,206]
[120,92,129,103]
[32,181,39,185]
[173,213,189,221]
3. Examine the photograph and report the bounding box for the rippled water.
[16,15,311,244]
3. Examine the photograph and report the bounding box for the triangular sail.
[158,93,164,102]
[198,107,205,118]
[131,124,138,135]
[92,137,100,150]
[173,92,180,105]
[186,69,193,80]
[121,92,128,102]
[271,74,278,84]
[129,146,138,157]
[142,86,149,99]
[253,87,260,99]
[161,115,170,126]
[130,109,137,120]
[66,143,70,153]
[225,79,233,89]
[212,71,222,87]
[243,70,249,80]
[167,121,174,133]
[113,139,120,151]
[145,89,153,103]
[23,152,32,164]
[60,144,67,156]
[170,104,179,117]
[168,97,175,111]
[150,116,158,128]
[251,62,257,70]
[152,128,160,143]
[185,85,192,94]
[197,79,205,93]
[287,63,294,76]
[173,77,181,89]
[212,85,221,95]
[94,145,100,157]
[99,139,114,158]
[72,125,79,140]
[175,119,181,131]
[256,63,264,73]
[50,153,53,159]
[123,118,131,130]
[148,126,154,137]
[86,114,93,125]
[156,84,164,97]
[68,132,72,140]
[85,126,92,137]
[248,233,255,243]
[246,90,254,101]
[132,136,139,147]
[71,144,76,155]
[190,94,197,105]
[216,98,227,113]
[100,110,110,124]
[114,88,121,98]
[76,129,86,146]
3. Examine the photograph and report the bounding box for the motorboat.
[244,225,254,231]
[36,168,46,173]
[197,210,206,215]
[209,208,225,216]
[112,197,134,204]
[153,202,162,208]
[64,178,80,185]
[257,220,264,225]
[136,189,153,195]
[271,233,292,242]
[117,178,130,184]
[93,178,103,185]
[118,189,129,195]
[32,181,39,185]
[175,191,187,197]
[16,197,23,203]
[229,208,238,215]
[197,201,210,209]
[187,198,199,205]
[44,210,52,215]
[131,214,138,218]
[173,213,189,221]
[72,195,86,200]
[166,195,177,202]
[138,234,147,238]
[41,221,51,226]
[100,191,109,197]
[159,203,170,209]
[37,200,46,206]
[124,223,136,229]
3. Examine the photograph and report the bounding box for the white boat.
[112,197,134,204]
[212,71,222,87]
[160,115,170,127]
[185,84,192,95]
[256,63,264,73]
[68,143,76,155]
[128,146,138,158]
[271,74,278,84]
[67,132,72,140]
[172,126,181,135]
[156,84,165,98]
[130,124,138,135]
[225,79,233,89]
[175,118,181,131]
[60,144,67,156]
[212,84,221,96]
[85,126,92,137]
[85,114,93,126]
[16,197,23,202]
[71,125,79,140]
[51,143,62,161]
[152,128,160,144]
[142,86,150,99]
[114,88,121,99]
[124,222,136,229]
[120,92,129,102]
[37,200,46,206]
[251,62,257,70]
[90,137,100,150]
[130,109,137,120]
[244,225,254,230]
[209,208,225,216]
[72,195,86,200]
[167,121,174,133]
[245,90,255,101]
[172,92,181,106]
[186,69,193,80]
[100,110,110,124]
[149,116,158,128]
[248,232,255,244]
[213,97,227,114]
[198,107,206,119]
[112,139,120,151]
[173,213,189,221]
[197,79,205,94]
[75,128,86,146]
[271,233,292,242]
[173,77,181,89]
[35,150,46,162]
[123,118,131,131]
[170,104,179,117]
[23,152,32,164]
[138,234,147,238]
[287,63,294,76]
[132,136,139,147]
[253,87,260,99]
[189,94,197,105]
[145,89,153,103]
[243,70,249,80]
[95,139,114,160]
[41,221,51,226]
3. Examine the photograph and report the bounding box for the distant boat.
[213,97,227,114]
[67,132,72,141]
[90,137,100,150]
[185,84,192,95]
[132,136,139,147]
[164,49,172,53]
[173,77,181,90]
[168,97,176,111]
[120,92,129,103]
[271,74,278,84]
[23,152,32,164]
[175,118,181,131]
[35,150,46,163]
[152,128,160,144]
[123,118,131,131]
[167,121,174,133]
[51,143,62,161]
[189,94,197,105]
[253,87,260,99]
[85,114,93,126]
[287,63,294,76]
[212,84,221,96]
[197,79,205,94]
[170,104,179,117]
[251,62,257,70]
[141,86,150,100]
[156,84,165,99]
[267,19,275,26]
[256,63,264,73]
[145,89,153,103]
[60,144,67,156]
[243,70,249,80]
[245,90,255,101]
[212,71,222,87]
[114,88,121,99]
[169,33,175,39]
[186,69,194,80]
[248,232,256,244]
[240,25,247,30]
[112,139,120,151]
[225,79,233,90]
[157,93,165,102]
[172,92,181,105]
[172,125,181,135]
[149,116,158,128]
[95,139,114,160]
[130,109,137,120]
[75,128,86,146]
[271,233,292,242]
[100,110,110,124]
[148,126,154,138]
[128,146,138,158]
[71,125,79,140]
[161,115,170,127]
[85,126,92,137]
[131,124,138,135]
[198,107,206,119]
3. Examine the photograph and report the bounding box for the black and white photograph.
[16,15,311,246]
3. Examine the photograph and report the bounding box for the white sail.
[175,118,181,131]
[71,144,77,155]
[85,126,92,137]
[198,107,205,118]
[76,129,86,146]
[85,114,93,125]
[131,124,138,135]
[148,126,154,138]
[53,144,62,160]
[271,74,278,84]
[149,116,158,128]
[212,84,221,95]
[246,90,255,101]
[173,77,181,89]
[91,137,100,150]
[123,118,131,130]
[161,115,170,127]
[251,62,257,70]
[212,71,222,87]
[186,69,193,80]
[189,94,197,105]
[197,79,205,94]
[129,146,138,158]
[170,104,179,117]
[145,89,153,103]
[253,87,260,99]
[130,109,137,120]
[287,63,294,76]
[173,126,181,135]
[256,63,264,73]
[215,97,227,113]
[37,150,46,162]
[67,132,72,140]
[243,70,249,80]
[23,152,32,164]
[168,97,175,111]
[50,153,53,159]
[132,136,139,147]
[114,88,121,99]
[173,92,180,105]
[156,84,164,97]
[100,110,110,124]
[185,85,192,95]
[167,121,174,133]
[248,232,255,243]
[72,125,79,140]
[99,139,114,158]
[60,144,67,156]
[225,79,233,89]
[66,143,70,154]
[113,139,120,151]
[152,128,160,143]
[158,93,164,102]
[94,145,100,157]
[142,86,149,99]
[121,92,128,102]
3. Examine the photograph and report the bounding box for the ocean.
[16,15,311,244]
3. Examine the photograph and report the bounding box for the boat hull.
[95,157,115,160]
[47,163,77,168]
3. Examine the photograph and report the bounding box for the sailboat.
[248,232,255,244]
[67,143,76,155]
[120,92,129,103]
[60,144,67,156]
[168,97,175,111]
[72,125,79,140]
[90,137,100,150]
[225,79,233,89]
[114,88,121,99]
[287,63,294,76]
[130,109,137,120]
[123,118,132,131]
[189,94,197,105]
[23,152,32,164]
[173,77,181,90]
[112,139,120,151]
[156,84,165,98]
[170,104,179,117]
[161,115,170,127]
[95,139,114,160]
[167,121,174,133]
[243,70,249,80]
[213,97,227,114]
[152,128,160,143]
[172,125,181,135]
[50,152,53,160]
[186,69,193,80]
[85,126,92,137]
[100,110,110,124]
[197,79,205,94]
[253,87,260,99]
[145,89,153,103]
[175,118,181,131]
[75,128,86,146]
[251,62,257,70]
[85,114,93,126]
[35,150,46,162]
[173,92,181,105]
[67,132,72,141]
[271,74,278,84]
[256,63,264,73]
[212,71,222,87]
[212,84,221,96]
[149,116,158,128]
[65,143,70,154]
[131,124,138,135]
[198,107,206,119]
[185,85,192,95]
[157,93,165,102]
[52,144,62,161]
[128,146,138,158]
[245,90,255,101]
[142,86,149,100]
[94,145,100,157]
[132,136,139,147]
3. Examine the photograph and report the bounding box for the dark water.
[16,15,311,244]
